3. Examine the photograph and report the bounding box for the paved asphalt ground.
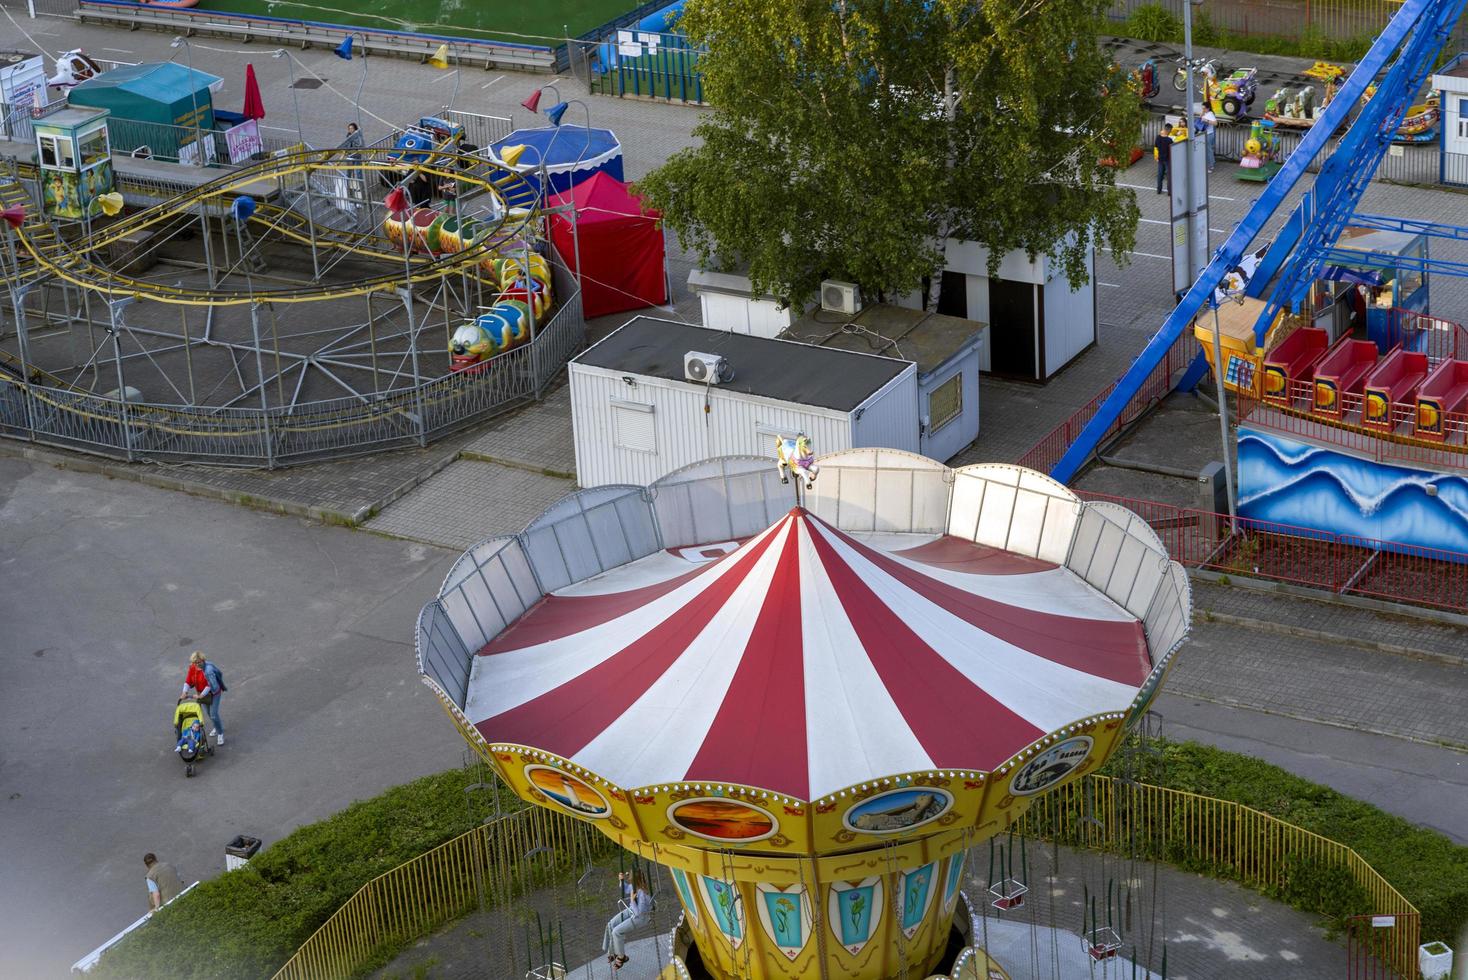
[2,11,1468,980]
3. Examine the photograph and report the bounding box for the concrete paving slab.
[0,456,467,978]
[364,457,573,550]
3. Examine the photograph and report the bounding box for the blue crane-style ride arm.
[1049,0,1461,485]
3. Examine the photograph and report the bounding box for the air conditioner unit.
[684,350,733,385]
[820,280,861,315]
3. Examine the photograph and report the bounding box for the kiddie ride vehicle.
[1364,83,1440,143]
[381,116,470,187]
[1237,119,1282,182]
[1179,61,1259,122]
[381,199,554,373]
[1264,83,1336,130]
[47,49,103,90]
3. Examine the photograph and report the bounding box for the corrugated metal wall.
[571,363,868,488]
[850,367,921,455]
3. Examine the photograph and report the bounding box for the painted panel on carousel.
[898,862,938,939]
[843,786,953,835]
[698,876,744,948]
[668,797,778,844]
[828,878,882,956]
[942,850,967,916]
[523,764,610,818]
[1009,736,1094,797]
[755,883,811,961]
[1238,426,1468,557]
[670,867,699,925]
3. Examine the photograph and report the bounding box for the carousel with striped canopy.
[416,450,1193,979]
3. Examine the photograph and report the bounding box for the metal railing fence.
[1139,114,1444,188]
[1105,0,1452,47]
[260,772,1421,980]
[0,253,584,468]
[1075,488,1468,612]
[583,31,706,105]
[268,803,612,980]
[1018,775,1422,979]
[1017,329,1196,475]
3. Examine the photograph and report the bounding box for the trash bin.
[225,835,262,871]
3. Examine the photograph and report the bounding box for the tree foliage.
[636,0,1145,307]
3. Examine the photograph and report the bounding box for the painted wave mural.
[1237,427,1468,556]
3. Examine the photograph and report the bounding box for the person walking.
[1153,123,1174,195]
[143,853,184,911]
[341,121,363,152]
[1198,106,1218,172]
[181,651,227,745]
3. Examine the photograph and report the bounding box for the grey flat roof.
[574,317,910,413]
[787,304,986,376]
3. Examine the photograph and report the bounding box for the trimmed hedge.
[1114,3,1377,62]
[93,765,519,979]
[1101,738,1468,944]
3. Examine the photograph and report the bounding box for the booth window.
[611,399,656,453]
[38,135,70,168]
[928,373,963,433]
[1460,99,1468,140]
[78,130,109,168]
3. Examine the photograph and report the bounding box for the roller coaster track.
[5,147,542,307]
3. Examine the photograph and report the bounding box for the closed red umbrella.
[241,63,265,121]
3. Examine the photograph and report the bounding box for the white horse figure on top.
[776,434,819,490]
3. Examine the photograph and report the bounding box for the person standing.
[143,853,184,912]
[1153,123,1174,195]
[181,651,227,745]
[1199,106,1218,172]
[341,121,363,152]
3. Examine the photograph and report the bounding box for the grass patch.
[1098,737,1468,943]
[95,740,1468,976]
[93,763,522,980]
[1111,3,1377,62]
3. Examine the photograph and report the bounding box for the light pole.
[270,49,307,148]
[1208,288,1242,521]
[428,43,460,114]
[169,37,204,166]
[1182,0,1206,285]
[333,33,369,132]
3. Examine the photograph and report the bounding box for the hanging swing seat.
[988,877,1028,911]
[1085,926,1124,961]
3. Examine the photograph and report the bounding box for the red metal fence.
[1017,332,1196,475]
[1346,912,1422,980]
[1078,490,1468,613]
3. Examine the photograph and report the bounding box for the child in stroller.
[174,695,213,777]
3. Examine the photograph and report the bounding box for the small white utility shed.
[1434,54,1468,187]
[570,317,918,488]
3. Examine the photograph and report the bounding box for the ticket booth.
[1313,226,1429,350]
[34,106,113,220]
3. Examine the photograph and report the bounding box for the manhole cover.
[291,77,325,89]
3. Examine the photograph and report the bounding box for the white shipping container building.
[570,317,919,488]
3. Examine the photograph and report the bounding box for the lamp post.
[270,48,321,279]
[428,43,460,114]
[270,49,306,148]
[333,33,369,132]
[169,37,205,166]
[1182,0,1206,285]
[1209,289,1241,521]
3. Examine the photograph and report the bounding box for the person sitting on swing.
[603,870,652,971]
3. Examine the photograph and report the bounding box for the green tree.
[636,0,1145,308]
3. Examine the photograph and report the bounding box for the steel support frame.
[1050,0,1466,484]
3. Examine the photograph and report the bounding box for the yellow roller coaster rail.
[7,147,542,307]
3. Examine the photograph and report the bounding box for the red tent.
[548,172,667,319]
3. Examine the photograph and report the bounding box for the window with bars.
[928,373,963,433]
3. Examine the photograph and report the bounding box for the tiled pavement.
[461,383,574,476]
[363,457,573,550]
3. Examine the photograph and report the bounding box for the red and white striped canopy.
[467,507,1151,801]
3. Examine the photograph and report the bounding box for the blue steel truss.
[1049,0,1468,485]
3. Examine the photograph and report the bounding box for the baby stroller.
[174,698,213,777]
